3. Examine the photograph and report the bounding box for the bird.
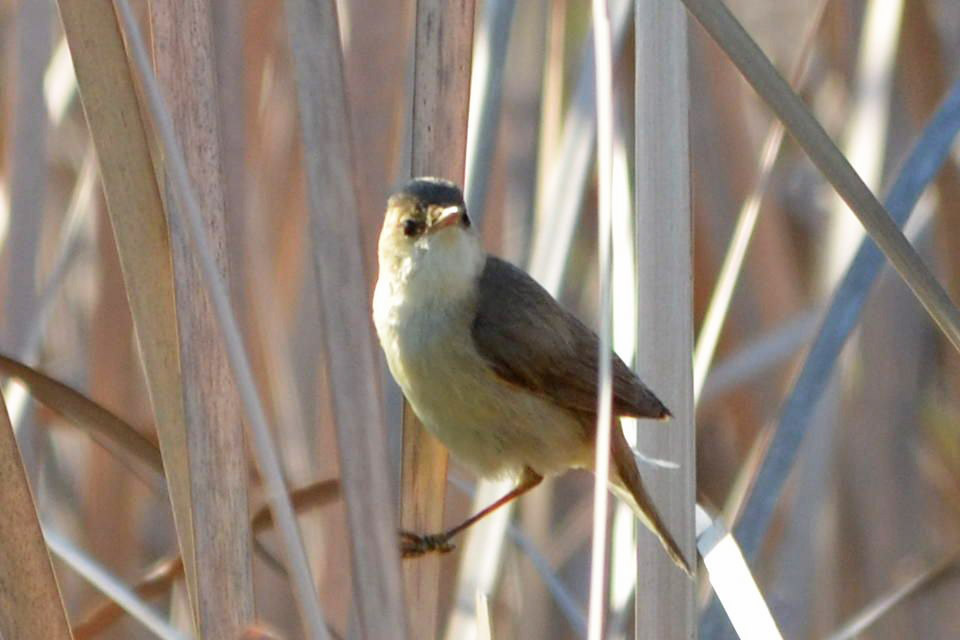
[372,176,691,575]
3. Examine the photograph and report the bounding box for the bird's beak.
[428,205,464,234]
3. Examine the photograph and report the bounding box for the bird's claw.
[399,530,455,558]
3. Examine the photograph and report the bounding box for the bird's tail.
[608,425,693,577]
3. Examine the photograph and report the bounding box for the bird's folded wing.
[471,257,668,420]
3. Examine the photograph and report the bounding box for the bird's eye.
[402,218,422,237]
[461,211,471,228]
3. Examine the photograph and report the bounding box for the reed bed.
[0,1,958,639]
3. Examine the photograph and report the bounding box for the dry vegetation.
[0,0,958,639]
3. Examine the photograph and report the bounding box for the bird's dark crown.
[390,177,465,210]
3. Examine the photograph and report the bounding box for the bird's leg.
[400,467,543,558]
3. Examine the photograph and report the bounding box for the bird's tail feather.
[608,425,692,577]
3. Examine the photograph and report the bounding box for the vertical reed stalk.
[56,0,200,626]
[149,2,255,634]
[587,0,616,637]
[403,2,476,637]
[284,0,408,636]
[634,2,696,638]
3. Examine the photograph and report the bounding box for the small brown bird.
[373,177,690,574]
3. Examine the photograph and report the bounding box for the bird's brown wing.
[471,257,669,420]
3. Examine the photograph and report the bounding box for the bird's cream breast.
[373,227,592,478]
[374,269,591,478]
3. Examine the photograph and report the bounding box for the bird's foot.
[399,530,455,558]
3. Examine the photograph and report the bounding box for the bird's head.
[377,177,484,301]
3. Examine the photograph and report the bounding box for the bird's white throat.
[373,226,485,332]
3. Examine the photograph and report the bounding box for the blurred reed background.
[0,0,959,639]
